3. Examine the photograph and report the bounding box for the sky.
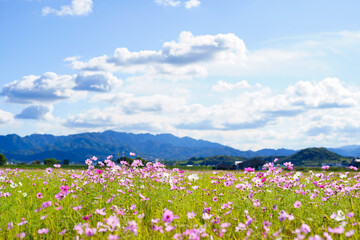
[1,0,360,150]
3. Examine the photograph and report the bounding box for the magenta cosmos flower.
[162,209,174,223]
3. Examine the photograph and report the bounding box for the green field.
[0,158,359,239]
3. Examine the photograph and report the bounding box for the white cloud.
[62,77,360,149]
[0,109,13,124]
[285,77,359,109]
[155,0,181,7]
[1,71,124,104]
[1,72,80,104]
[91,92,187,114]
[16,105,54,121]
[155,0,201,9]
[211,80,251,92]
[69,31,247,79]
[42,0,93,16]
[184,0,200,9]
[74,72,123,92]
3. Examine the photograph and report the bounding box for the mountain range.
[0,130,358,163]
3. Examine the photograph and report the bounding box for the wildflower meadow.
[0,156,359,239]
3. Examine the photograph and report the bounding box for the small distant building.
[321,162,347,167]
[351,158,360,167]
[234,161,244,170]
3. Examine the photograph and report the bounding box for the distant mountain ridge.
[0,131,297,163]
[0,131,358,163]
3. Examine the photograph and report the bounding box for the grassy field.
[0,157,359,239]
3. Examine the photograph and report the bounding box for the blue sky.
[1,0,360,150]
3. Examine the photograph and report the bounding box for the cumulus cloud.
[155,0,181,7]
[1,71,124,104]
[155,0,201,9]
[0,109,13,124]
[211,80,251,92]
[15,105,54,120]
[286,77,359,109]
[1,72,80,104]
[73,72,122,92]
[91,92,186,114]
[69,31,247,78]
[42,0,93,16]
[184,0,201,9]
[64,107,168,132]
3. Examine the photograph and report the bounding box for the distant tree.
[0,154,7,165]
[31,160,41,165]
[117,156,133,164]
[63,159,70,165]
[44,158,60,165]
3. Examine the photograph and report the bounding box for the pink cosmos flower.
[163,209,174,223]
[37,228,49,234]
[108,234,120,240]
[45,168,52,174]
[16,232,26,239]
[17,220,28,226]
[95,208,106,215]
[85,227,96,237]
[300,224,311,234]
[173,233,183,240]
[41,201,52,208]
[54,164,61,168]
[322,165,330,170]
[36,193,43,198]
[328,226,344,234]
[294,201,301,208]
[107,215,120,229]
[345,230,355,237]
[284,162,294,170]
[165,224,175,232]
[349,166,358,171]
[7,222,13,230]
[4,192,10,197]
[221,223,231,228]
[187,211,196,219]
[235,223,247,232]
[126,221,138,235]
[244,167,255,173]
[59,229,66,235]
[212,197,218,202]
[73,205,82,211]
[129,152,136,156]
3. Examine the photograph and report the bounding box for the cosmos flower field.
[0,157,359,239]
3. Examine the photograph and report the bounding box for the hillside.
[280,147,352,166]
[1,131,294,163]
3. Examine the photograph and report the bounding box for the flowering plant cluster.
[0,155,359,239]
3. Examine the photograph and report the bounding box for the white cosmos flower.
[188,174,199,181]
[330,210,346,221]
[293,172,302,180]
